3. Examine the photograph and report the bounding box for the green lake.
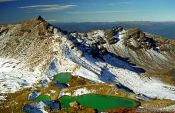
[59,94,140,111]
[35,95,51,101]
[54,72,72,84]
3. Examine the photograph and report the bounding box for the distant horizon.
[2,16,175,24]
[53,21,175,39]
[0,0,175,23]
[50,20,175,23]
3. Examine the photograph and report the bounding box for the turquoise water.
[59,94,140,111]
[54,72,72,84]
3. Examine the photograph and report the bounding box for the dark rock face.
[34,16,45,22]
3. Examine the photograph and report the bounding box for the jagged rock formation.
[1,16,175,101]
[103,28,175,83]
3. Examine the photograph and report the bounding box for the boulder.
[69,101,79,108]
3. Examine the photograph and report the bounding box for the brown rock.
[69,101,79,108]
[105,108,136,113]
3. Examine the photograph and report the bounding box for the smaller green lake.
[59,94,140,111]
[54,72,72,84]
[35,95,51,101]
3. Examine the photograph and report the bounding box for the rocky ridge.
[0,16,175,102]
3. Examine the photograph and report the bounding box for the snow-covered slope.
[0,58,42,94]
[110,28,175,73]
[67,29,175,100]
[0,16,77,98]
[1,16,175,101]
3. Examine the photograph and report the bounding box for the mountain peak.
[32,16,45,22]
[21,16,48,26]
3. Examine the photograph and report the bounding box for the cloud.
[0,0,18,3]
[46,19,57,22]
[19,4,77,12]
[68,10,135,14]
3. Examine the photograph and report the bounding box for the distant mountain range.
[53,22,175,39]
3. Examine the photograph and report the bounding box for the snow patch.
[59,90,71,97]
[93,30,105,37]
[109,67,175,100]
[0,58,43,100]
[75,66,102,83]
[73,88,92,96]
[146,49,167,61]
[0,96,6,101]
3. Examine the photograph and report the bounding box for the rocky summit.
[0,16,175,113]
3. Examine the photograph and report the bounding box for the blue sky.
[0,0,175,23]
